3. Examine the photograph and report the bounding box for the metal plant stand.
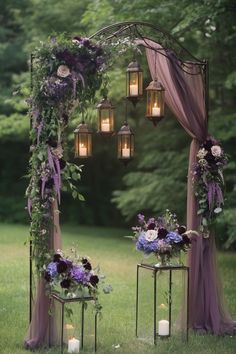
[51,293,98,353]
[135,263,189,345]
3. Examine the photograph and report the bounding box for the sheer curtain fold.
[24,202,62,348]
[140,38,235,334]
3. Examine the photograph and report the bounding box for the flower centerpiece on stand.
[193,136,228,238]
[44,248,112,314]
[132,210,194,266]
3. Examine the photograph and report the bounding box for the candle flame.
[159,303,167,309]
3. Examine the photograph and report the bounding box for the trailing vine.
[26,34,106,273]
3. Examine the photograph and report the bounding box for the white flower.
[145,230,158,242]
[197,148,207,159]
[211,145,222,157]
[198,158,208,167]
[41,229,47,235]
[57,65,70,78]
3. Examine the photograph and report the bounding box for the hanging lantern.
[117,122,134,164]
[126,60,143,106]
[145,79,165,125]
[74,122,92,158]
[96,97,115,135]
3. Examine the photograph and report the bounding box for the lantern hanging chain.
[125,97,128,125]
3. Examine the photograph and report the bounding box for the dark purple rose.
[205,151,216,164]
[82,258,92,271]
[57,260,68,273]
[60,278,71,289]
[203,139,214,151]
[182,234,191,245]
[90,275,99,287]
[148,222,156,230]
[178,225,186,235]
[44,271,51,282]
[53,253,62,262]
[56,49,77,67]
[45,178,54,189]
[81,38,90,47]
[59,159,66,170]
[158,227,168,239]
[47,139,58,148]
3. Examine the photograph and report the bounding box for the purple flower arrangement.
[193,136,228,237]
[44,250,100,298]
[132,210,192,263]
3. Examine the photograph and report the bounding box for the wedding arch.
[25,21,235,349]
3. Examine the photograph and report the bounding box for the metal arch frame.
[89,21,209,119]
[28,21,209,324]
[90,21,205,64]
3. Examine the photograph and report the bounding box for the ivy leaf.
[72,190,77,199]
[78,194,85,201]
[72,172,78,181]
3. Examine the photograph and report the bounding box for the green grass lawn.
[0,223,236,354]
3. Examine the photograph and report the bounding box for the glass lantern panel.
[99,109,114,132]
[138,71,143,95]
[128,72,139,96]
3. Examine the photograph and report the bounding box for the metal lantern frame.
[74,121,93,158]
[146,79,165,125]
[126,60,143,106]
[96,96,115,135]
[117,122,134,164]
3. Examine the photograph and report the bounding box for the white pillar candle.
[152,104,161,116]
[68,337,80,353]
[79,144,87,157]
[101,119,110,132]
[158,320,169,336]
[122,144,130,158]
[129,84,138,96]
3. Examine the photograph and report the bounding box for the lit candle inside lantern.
[79,143,87,157]
[122,144,130,158]
[158,320,169,336]
[152,103,161,116]
[68,337,80,353]
[129,83,138,96]
[64,324,75,343]
[101,118,110,132]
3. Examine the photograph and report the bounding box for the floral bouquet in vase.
[132,210,194,266]
[43,248,112,314]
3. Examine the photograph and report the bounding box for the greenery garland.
[26,34,106,274]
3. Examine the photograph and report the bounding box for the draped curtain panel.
[140,38,235,335]
[24,202,62,348]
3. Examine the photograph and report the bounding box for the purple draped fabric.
[24,201,62,348]
[139,38,235,334]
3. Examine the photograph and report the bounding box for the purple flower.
[47,262,58,277]
[137,214,145,224]
[53,253,62,262]
[158,227,168,239]
[148,222,156,230]
[90,275,99,287]
[57,260,68,274]
[166,231,182,244]
[72,266,89,284]
[177,225,186,235]
[60,278,71,289]
[82,258,92,271]
[136,233,159,254]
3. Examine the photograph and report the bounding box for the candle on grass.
[68,337,80,353]
[64,324,74,343]
[158,319,169,336]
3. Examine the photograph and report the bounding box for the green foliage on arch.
[27,34,107,273]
